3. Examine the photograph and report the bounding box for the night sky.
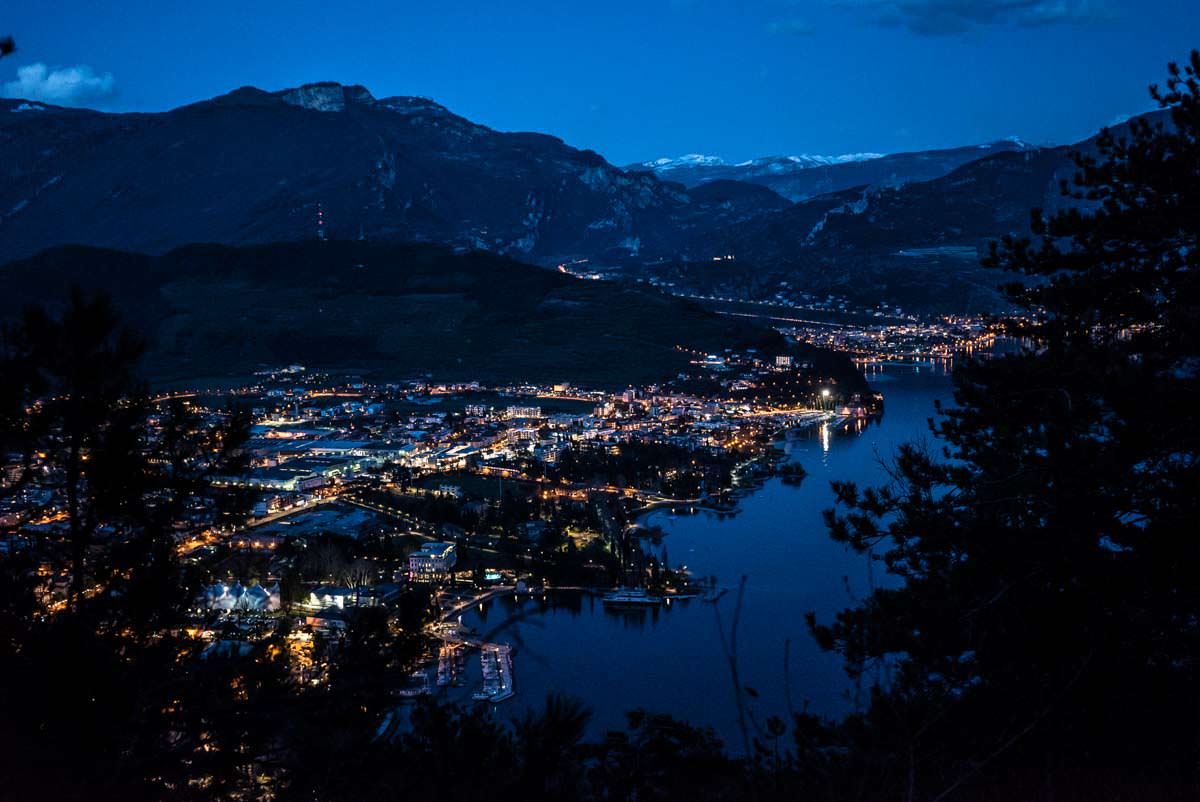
[4,1,1198,165]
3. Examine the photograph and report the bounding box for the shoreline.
[632,411,848,524]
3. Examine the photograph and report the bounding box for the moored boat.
[602,587,663,607]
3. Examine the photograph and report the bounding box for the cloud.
[2,63,117,106]
[767,18,816,36]
[830,0,1118,36]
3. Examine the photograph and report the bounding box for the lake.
[451,363,955,748]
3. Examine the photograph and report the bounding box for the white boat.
[602,587,663,607]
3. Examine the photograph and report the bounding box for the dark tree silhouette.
[514,693,592,800]
[806,52,1200,800]
[3,289,145,606]
[0,290,270,800]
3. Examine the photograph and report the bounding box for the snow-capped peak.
[643,154,727,170]
[640,151,886,174]
[736,153,885,169]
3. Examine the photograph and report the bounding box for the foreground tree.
[1,290,145,607]
[0,290,270,800]
[807,53,1200,799]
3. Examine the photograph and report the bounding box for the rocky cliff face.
[277,82,376,111]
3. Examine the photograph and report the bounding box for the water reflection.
[456,364,955,746]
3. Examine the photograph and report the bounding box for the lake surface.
[453,364,954,748]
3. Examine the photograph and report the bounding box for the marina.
[436,642,467,687]
[472,644,515,703]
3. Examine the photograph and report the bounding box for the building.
[228,454,374,491]
[204,582,281,612]
[306,586,359,609]
[307,584,400,610]
[408,542,457,583]
[304,608,347,631]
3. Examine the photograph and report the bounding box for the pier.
[472,643,514,703]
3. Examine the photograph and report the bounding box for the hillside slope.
[0,240,794,387]
[671,112,1172,312]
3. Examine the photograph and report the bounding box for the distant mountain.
[635,151,885,176]
[679,148,1064,311]
[630,140,1036,202]
[676,113,1170,312]
[0,240,821,387]
[1,80,1167,317]
[0,83,786,267]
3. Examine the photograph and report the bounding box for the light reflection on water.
[454,364,955,746]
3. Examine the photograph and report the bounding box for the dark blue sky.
[4,1,1198,164]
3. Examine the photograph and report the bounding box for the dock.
[472,643,515,703]
[436,641,467,687]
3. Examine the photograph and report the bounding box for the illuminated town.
[2,344,895,702]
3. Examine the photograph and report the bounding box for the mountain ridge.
[1,81,1167,314]
[0,81,762,267]
[661,111,1173,312]
[629,139,1040,202]
[0,239,836,388]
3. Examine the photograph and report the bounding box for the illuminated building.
[408,542,458,583]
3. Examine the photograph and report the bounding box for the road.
[340,494,432,535]
[240,495,340,530]
[438,585,516,622]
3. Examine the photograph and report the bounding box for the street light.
[821,388,831,410]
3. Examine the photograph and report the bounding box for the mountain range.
[0,83,784,268]
[627,139,1036,202]
[673,111,1168,312]
[0,81,1154,314]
